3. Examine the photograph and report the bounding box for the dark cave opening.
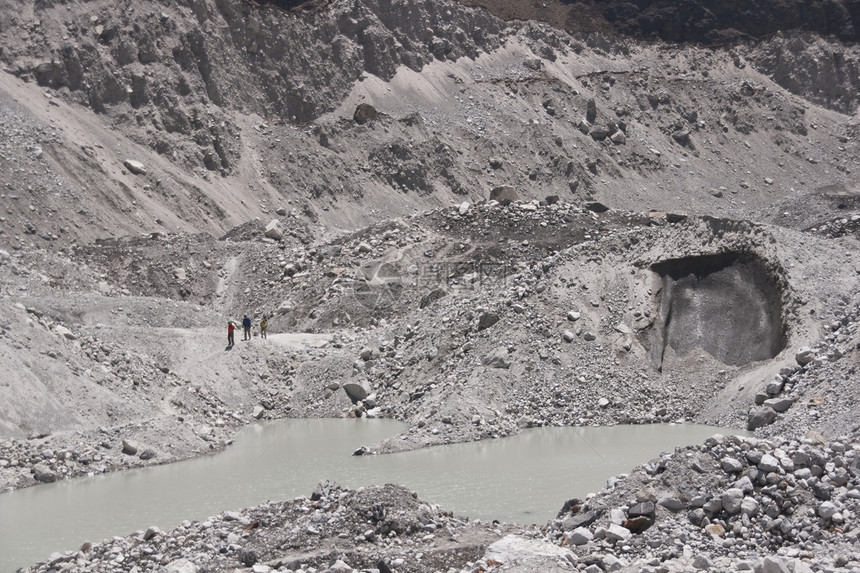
[651,252,786,368]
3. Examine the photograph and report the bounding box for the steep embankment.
[1,0,858,250]
[0,0,859,571]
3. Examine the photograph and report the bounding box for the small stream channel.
[0,419,746,571]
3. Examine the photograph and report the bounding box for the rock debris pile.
[0,0,859,570]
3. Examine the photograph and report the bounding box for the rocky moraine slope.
[0,0,859,571]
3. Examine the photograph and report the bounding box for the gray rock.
[740,496,759,516]
[689,508,708,527]
[477,312,500,330]
[566,526,593,545]
[139,449,156,460]
[658,497,685,511]
[765,379,784,396]
[343,382,369,402]
[733,475,754,492]
[123,159,147,175]
[758,453,780,473]
[484,535,573,567]
[763,397,795,412]
[583,332,596,342]
[721,457,744,472]
[586,98,597,122]
[795,347,815,366]
[585,201,609,213]
[609,507,627,525]
[490,185,518,204]
[671,129,691,145]
[761,556,790,573]
[121,440,139,455]
[54,325,77,340]
[703,496,722,513]
[693,554,711,570]
[590,126,609,141]
[602,554,626,572]
[353,103,378,124]
[562,510,601,531]
[264,220,282,240]
[628,501,655,517]
[32,464,56,483]
[721,488,744,514]
[143,526,161,540]
[818,501,838,519]
[790,560,814,573]
[252,405,265,419]
[567,311,581,321]
[605,523,631,542]
[747,407,777,430]
[563,330,575,342]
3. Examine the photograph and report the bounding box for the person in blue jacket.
[242,315,252,341]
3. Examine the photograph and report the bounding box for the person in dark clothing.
[227,321,235,347]
[242,315,252,340]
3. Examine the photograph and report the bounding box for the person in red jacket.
[227,321,235,347]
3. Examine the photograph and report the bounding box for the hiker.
[242,315,252,340]
[227,321,235,347]
[260,315,268,339]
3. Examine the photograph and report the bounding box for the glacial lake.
[0,419,746,571]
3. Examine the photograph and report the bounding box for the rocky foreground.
[22,431,860,573]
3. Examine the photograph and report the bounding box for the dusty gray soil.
[0,0,859,571]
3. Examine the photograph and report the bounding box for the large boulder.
[627,501,655,517]
[123,159,147,175]
[586,98,597,122]
[747,407,777,430]
[566,527,593,545]
[264,220,283,240]
[605,523,632,542]
[32,464,56,483]
[490,185,518,204]
[353,104,378,124]
[622,516,652,533]
[54,325,77,340]
[720,488,744,514]
[764,397,795,413]
[795,347,816,366]
[139,449,157,460]
[477,312,500,330]
[484,535,572,565]
[585,201,609,213]
[343,382,370,403]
